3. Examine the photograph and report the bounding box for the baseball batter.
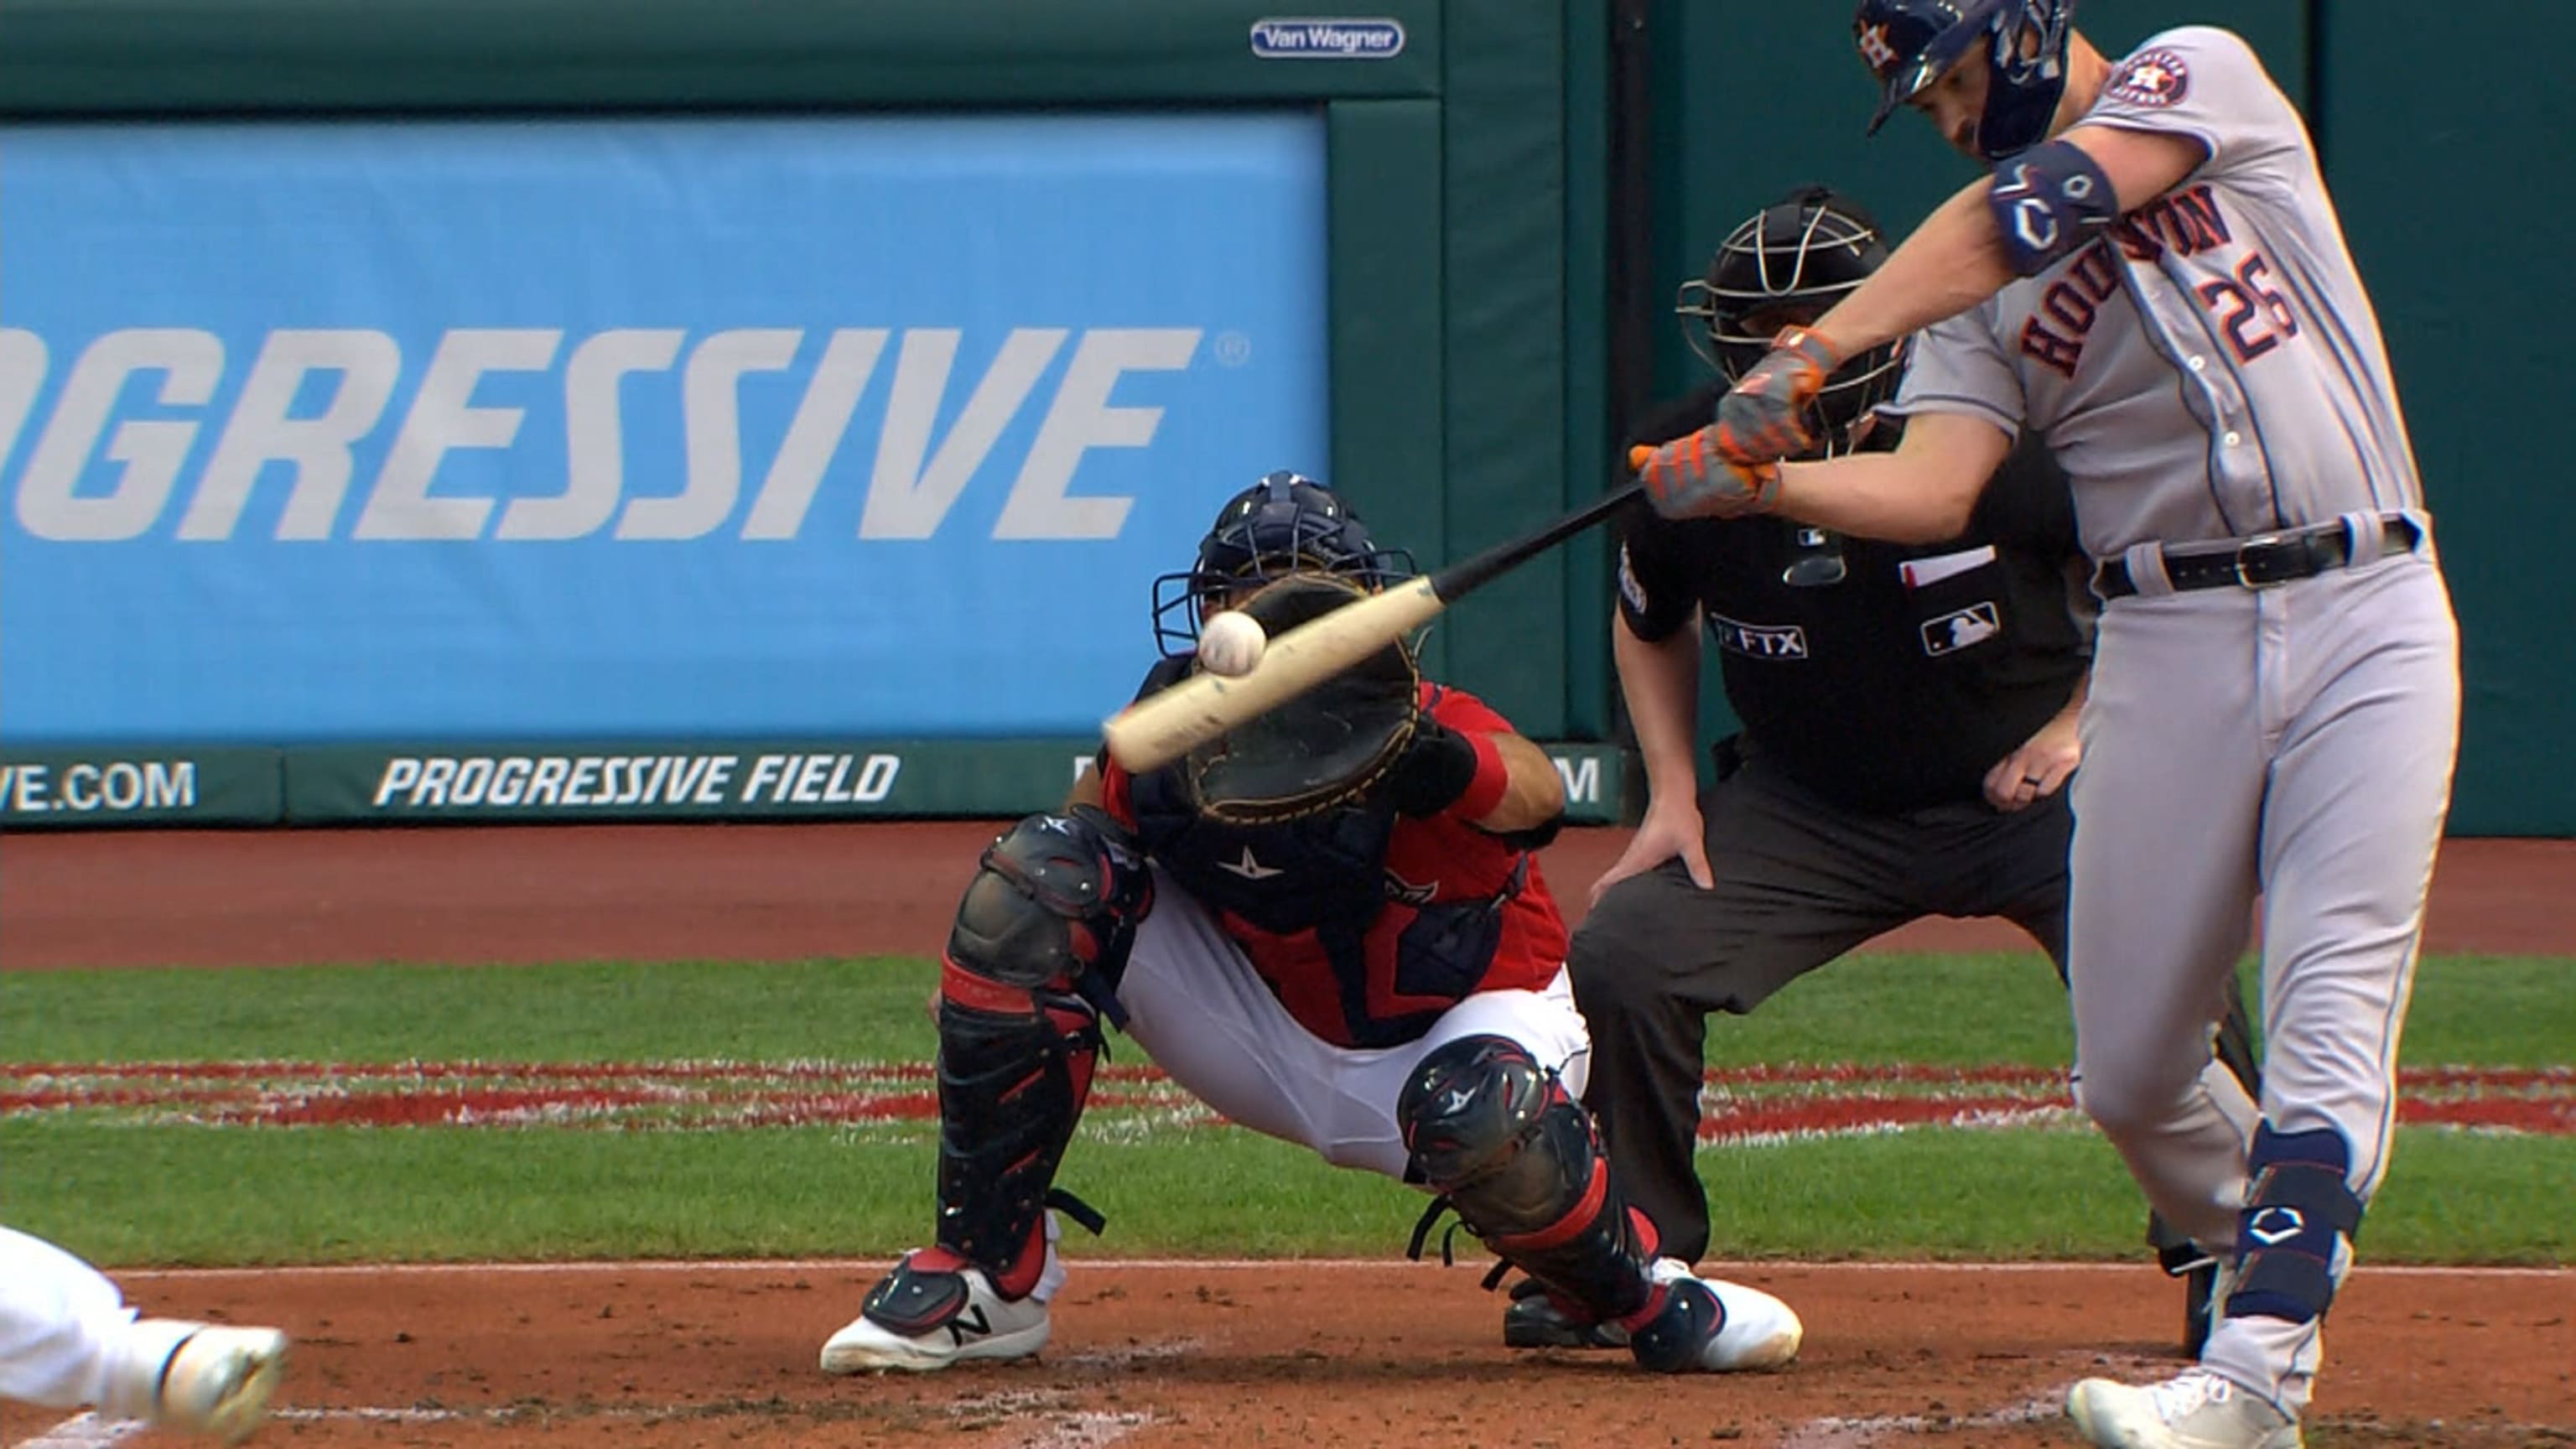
[1,1224,289,1442]
[1636,5,2459,1446]
[819,472,1803,1379]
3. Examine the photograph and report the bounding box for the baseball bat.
[1102,481,1649,773]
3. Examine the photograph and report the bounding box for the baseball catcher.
[822,470,1803,1377]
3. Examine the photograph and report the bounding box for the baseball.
[1195,610,1267,677]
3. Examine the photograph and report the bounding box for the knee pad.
[948,806,1153,1001]
[1398,1035,1657,1322]
[2227,1123,2365,1325]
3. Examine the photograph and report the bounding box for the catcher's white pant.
[1115,869,1591,1182]
[0,1225,198,1415]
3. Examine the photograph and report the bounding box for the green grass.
[5,1120,2563,1270]
[3,958,945,1064]
[9,952,2571,1069]
[4,953,2568,1269]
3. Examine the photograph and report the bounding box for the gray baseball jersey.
[1883,25,2460,1418]
[1891,26,2423,556]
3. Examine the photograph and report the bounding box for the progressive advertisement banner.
[0,112,1327,744]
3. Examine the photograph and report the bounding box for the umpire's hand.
[1590,795,1715,907]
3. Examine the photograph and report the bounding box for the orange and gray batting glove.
[1629,434,1783,520]
[1713,326,1843,466]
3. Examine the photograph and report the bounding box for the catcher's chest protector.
[1130,766,1530,1048]
[1131,766,1393,934]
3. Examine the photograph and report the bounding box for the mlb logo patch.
[1920,601,2001,657]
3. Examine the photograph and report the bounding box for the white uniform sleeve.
[2083,27,2305,194]
[1880,306,2025,435]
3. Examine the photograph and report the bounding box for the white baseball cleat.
[820,1244,1064,1374]
[150,1323,291,1444]
[1627,1259,1804,1374]
[2067,1368,2303,1449]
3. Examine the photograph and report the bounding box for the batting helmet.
[1676,187,1905,457]
[1150,470,1415,657]
[1852,0,2077,159]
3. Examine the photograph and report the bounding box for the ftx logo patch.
[1709,612,1809,660]
[1921,601,2001,656]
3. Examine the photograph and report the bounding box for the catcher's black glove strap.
[1381,716,1483,819]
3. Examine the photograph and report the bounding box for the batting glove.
[1714,326,1843,465]
[1631,432,1784,520]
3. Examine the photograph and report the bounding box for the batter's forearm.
[1813,179,2015,355]
[1473,730,1567,834]
[1613,614,1704,802]
[1772,450,1981,544]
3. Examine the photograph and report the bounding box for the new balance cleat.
[820,1245,1063,1374]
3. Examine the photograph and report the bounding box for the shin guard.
[927,972,1102,1299]
[1398,1035,1661,1326]
[2227,1122,2364,1325]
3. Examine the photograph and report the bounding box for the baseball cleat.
[149,1323,291,1444]
[2067,1368,2303,1449]
[1501,1276,1628,1350]
[1625,1266,1803,1374]
[820,1245,1062,1374]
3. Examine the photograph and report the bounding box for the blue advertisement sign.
[0,113,1327,742]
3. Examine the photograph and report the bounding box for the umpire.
[1515,186,2261,1354]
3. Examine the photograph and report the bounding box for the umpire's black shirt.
[1620,386,2090,816]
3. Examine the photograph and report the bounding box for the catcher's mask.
[1676,186,1904,460]
[1852,0,2077,160]
[1153,470,1415,658]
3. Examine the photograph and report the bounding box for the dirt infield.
[3,826,2571,970]
[19,1261,2571,1449]
[4,824,2572,1446]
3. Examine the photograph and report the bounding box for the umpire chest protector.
[1126,764,1522,1048]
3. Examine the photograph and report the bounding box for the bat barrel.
[1103,578,1446,773]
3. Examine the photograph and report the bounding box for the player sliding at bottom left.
[1,1225,289,1444]
[823,470,1802,1377]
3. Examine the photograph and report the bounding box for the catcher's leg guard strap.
[2226,1122,2364,1325]
[1398,1035,1659,1323]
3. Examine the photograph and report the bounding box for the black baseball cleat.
[2158,1236,2223,1360]
[2183,1261,2220,1359]
[1502,1276,1628,1350]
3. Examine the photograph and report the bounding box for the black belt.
[2093,515,2420,600]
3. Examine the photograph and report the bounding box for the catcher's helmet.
[1852,0,2077,159]
[1151,470,1414,657]
[1676,187,1904,456]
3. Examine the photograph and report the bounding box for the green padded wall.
[2320,3,2574,834]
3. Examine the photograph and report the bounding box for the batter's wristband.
[1452,731,1510,821]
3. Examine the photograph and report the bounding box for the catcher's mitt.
[1183,573,1420,824]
